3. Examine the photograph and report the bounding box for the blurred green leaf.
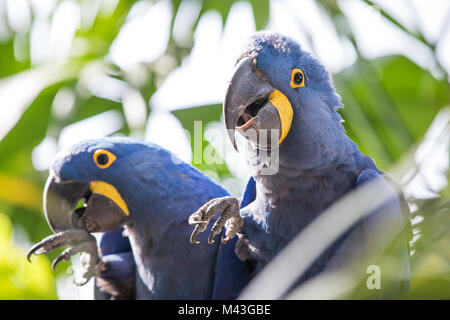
[335,56,449,169]
[76,0,138,58]
[172,104,222,134]
[249,0,270,29]
[0,174,41,212]
[199,0,234,26]
[70,95,129,134]
[0,213,57,299]
[0,81,69,174]
[172,104,231,178]
[0,40,30,77]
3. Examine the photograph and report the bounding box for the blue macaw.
[189,31,412,298]
[27,137,250,299]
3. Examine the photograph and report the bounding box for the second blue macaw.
[27,137,250,299]
[189,31,412,298]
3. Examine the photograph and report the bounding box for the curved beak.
[44,173,128,233]
[224,57,293,150]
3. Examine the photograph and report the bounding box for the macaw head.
[43,137,181,234]
[225,31,345,168]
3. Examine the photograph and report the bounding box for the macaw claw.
[26,229,102,286]
[189,196,243,245]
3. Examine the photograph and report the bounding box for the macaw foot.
[26,229,105,286]
[77,252,106,286]
[189,196,243,245]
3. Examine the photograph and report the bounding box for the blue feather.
[211,177,256,299]
[51,137,249,299]
[229,31,411,297]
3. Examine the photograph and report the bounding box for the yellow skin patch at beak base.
[268,89,293,144]
[89,181,130,216]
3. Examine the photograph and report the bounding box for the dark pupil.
[97,153,109,165]
[294,72,303,85]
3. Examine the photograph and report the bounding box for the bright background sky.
[1,0,449,166]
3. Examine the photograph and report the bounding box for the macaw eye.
[93,149,116,169]
[290,68,305,88]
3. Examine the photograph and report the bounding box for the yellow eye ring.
[93,149,117,169]
[290,68,305,88]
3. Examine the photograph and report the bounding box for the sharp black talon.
[221,236,230,244]
[26,243,44,262]
[208,233,216,244]
[52,255,65,271]
[73,277,90,287]
[190,230,201,245]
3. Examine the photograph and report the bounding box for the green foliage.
[409,187,450,299]
[172,104,232,178]
[0,82,63,174]
[249,0,270,30]
[0,40,30,77]
[335,56,449,169]
[0,213,57,299]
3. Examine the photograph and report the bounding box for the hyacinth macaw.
[189,31,412,298]
[27,137,250,299]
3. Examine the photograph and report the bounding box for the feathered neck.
[247,138,374,238]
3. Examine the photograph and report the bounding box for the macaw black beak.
[224,57,293,150]
[44,173,129,233]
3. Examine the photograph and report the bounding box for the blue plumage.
[207,31,411,298]
[99,227,131,255]
[211,179,256,299]
[50,137,250,299]
[94,228,134,299]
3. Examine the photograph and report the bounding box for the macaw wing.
[94,227,136,300]
[321,168,411,298]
